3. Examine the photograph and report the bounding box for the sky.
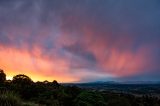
[0,0,160,83]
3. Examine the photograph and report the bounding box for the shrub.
[22,102,40,106]
[0,91,22,106]
[74,91,106,106]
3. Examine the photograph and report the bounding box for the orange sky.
[0,0,160,82]
[0,46,79,82]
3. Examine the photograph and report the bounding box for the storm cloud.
[0,0,160,82]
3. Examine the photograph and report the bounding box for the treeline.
[0,69,160,106]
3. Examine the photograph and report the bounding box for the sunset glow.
[0,0,160,82]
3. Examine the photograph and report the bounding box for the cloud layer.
[0,0,160,82]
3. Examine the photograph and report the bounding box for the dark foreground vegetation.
[0,69,160,106]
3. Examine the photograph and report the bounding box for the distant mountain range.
[68,81,160,84]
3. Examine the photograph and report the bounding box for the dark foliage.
[0,69,6,84]
[0,70,160,106]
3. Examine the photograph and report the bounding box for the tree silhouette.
[52,80,60,88]
[0,69,6,84]
[12,74,33,85]
[0,69,160,106]
[11,74,34,99]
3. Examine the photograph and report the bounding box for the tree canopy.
[12,74,33,85]
[0,69,160,106]
[0,69,6,84]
